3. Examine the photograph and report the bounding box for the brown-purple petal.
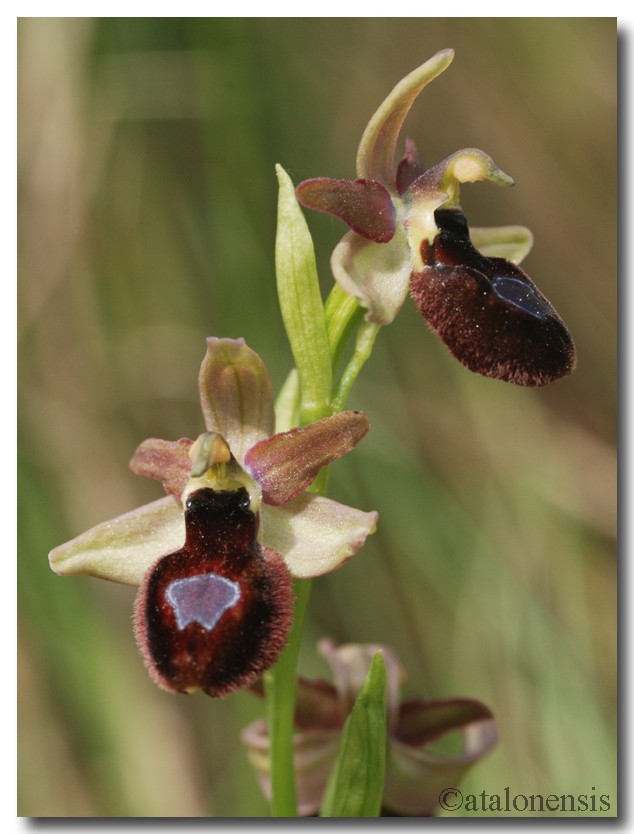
[395,137,423,196]
[394,697,494,747]
[245,672,342,731]
[244,411,370,506]
[294,677,343,731]
[296,178,396,243]
[411,208,576,386]
[130,437,193,497]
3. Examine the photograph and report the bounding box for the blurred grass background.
[18,18,616,817]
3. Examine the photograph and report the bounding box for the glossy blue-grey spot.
[492,276,550,319]
[166,574,241,631]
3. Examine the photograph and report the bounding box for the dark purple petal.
[395,137,423,196]
[394,697,494,747]
[411,208,576,386]
[134,487,292,697]
[296,178,396,243]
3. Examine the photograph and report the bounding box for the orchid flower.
[296,49,575,387]
[49,338,378,697]
[242,639,497,816]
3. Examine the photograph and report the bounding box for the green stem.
[324,284,363,373]
[264,307,379,816]
[332,321,381,412]
[264,578,312,817]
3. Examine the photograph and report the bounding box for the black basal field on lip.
[134,487,293,698]
[410,208,576,386]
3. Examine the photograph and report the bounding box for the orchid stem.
[324,284,363,372]
[264,577,312,817]
[332,321,381,412]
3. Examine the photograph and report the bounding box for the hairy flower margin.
[242,639,498,816]
[49,338,378,696]
[296,49,576,387]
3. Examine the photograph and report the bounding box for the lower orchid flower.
[242,639,498,816]
[49,338,378,697]
[296,49,575,387]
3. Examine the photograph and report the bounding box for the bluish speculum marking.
[166,573,241,631]
[492,276,550,319]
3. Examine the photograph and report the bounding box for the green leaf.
[320,651,387,817]
[275,164,332,426]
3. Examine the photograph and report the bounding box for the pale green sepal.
[469,224,534,264]
[48,496,184,586]
[356,49,455,186]
[275,164,332,425]
[330,228,412,325]
[320,651,388,817]
[262,494,378,579]
[198,337,275,468]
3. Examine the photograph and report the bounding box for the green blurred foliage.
[18,18,616,817]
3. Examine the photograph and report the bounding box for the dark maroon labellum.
[411,208,576,386]
[134,487,293,697]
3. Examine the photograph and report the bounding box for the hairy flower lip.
[411,207,576,386]
[133,485,294,698]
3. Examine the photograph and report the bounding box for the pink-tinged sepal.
[244,410,370,505]
[296,178,396,243]
[198,338,275,467]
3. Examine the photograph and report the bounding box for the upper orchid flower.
[296,49,575,387]
[49,338,378,697]
[242,639,498,816]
